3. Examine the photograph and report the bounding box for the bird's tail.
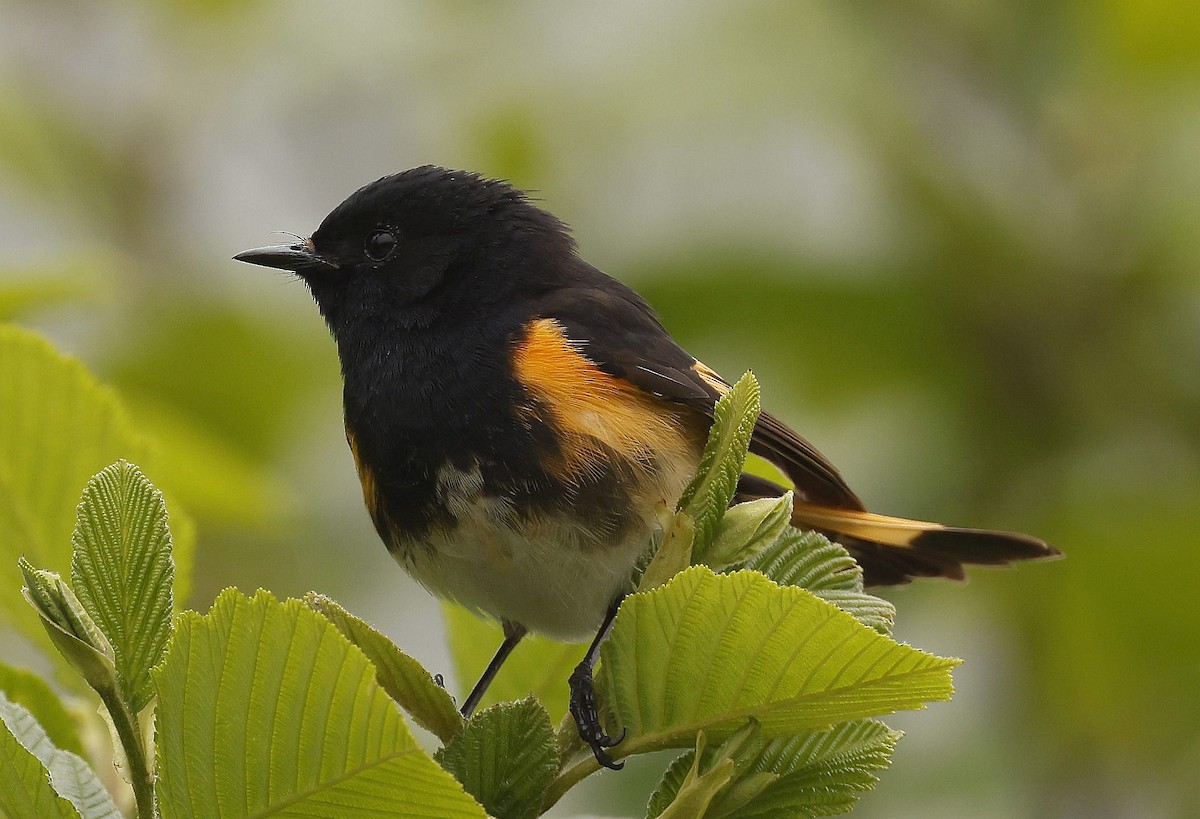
[735,473,1060,586]
[787,500,1061,586]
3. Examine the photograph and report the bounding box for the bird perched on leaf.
[235,166,1059,769]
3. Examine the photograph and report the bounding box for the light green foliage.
[742,529,860,590]
[19,560,119,697]
[730,720,900,817]
[0,663,84,757]
[70,461,174,715]
[0,327,147,647]
[705,492,793,570]
[153,588,486,818]
[305,592,463,743]
[0,327,194,660]
[637,510,695,591]
[648,719,899,818]
[20,555,154,818]
[742,529,896,635]
[600,566,956,748]
[120,397,291,529]
[0,696,81,819]
[677,372,761,559]
[648,722,769,819]
[0,694,119,819]
[437,698,559,819]
[3,337,957,817]
[107,309,323,526]
[20,460,179,816]
[0,267,101,322]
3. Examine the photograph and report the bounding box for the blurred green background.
[2,1,1198,816]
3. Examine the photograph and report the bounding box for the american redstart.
[235,166,1059,768]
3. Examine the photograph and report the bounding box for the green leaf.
[0,263,102,322]
[652,736,736,819]
[705,493,794,570]
[120,395,292,528]
[648,721,770,819]
[0,693,120,819]
[436,698,558,819]
[70,461,174,715]
[599,566,957,754]
[716,720,900,817]
[153,588,486,818]
[17,560,153,814]
[742,529,896,635]
[678,372,761,559]
[741,454,793,491]
[165,500,195,610]
[638,511,695,592]
[648,751,704,818]
[19,560,119,695]
[304,592,463,744]
[811,590,895,636]
[107,307,330,463]
[741,529,862,591]
[0,697,81,819]
[0,326,193,657]
[444,602,587,719]
[649,719,898,819]
[0,662,85,757]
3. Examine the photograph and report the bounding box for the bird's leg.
[461,619,526,719]
[569,597,626,770]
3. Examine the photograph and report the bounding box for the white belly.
[395,462,676,640]
[405,522,650,640]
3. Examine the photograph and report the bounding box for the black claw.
[598,727,626,748]
[569,663,625,770]
[433,673,445,689]
[593,747,624,771]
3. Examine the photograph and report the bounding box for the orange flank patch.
[345,425,380,522]
[513,318,700,481]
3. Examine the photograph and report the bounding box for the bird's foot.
[569,662,625,770]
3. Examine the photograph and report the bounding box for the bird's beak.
[233,241,339,274]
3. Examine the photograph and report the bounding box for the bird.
[234,165,1059,769]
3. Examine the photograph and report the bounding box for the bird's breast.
[340,315,705,635]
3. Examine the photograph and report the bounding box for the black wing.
[530,270,863,510]
[529,267,1059,586]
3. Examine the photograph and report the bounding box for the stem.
[542,726,698,812]
[542,731,659,812]
[97,685,155,819]
[542,755,601,812]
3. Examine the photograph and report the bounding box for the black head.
[234,166,576,329]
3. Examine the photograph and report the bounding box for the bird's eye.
[364,230,397,262]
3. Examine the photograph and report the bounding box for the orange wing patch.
[345,424,381,524]
[513,318,701,482]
